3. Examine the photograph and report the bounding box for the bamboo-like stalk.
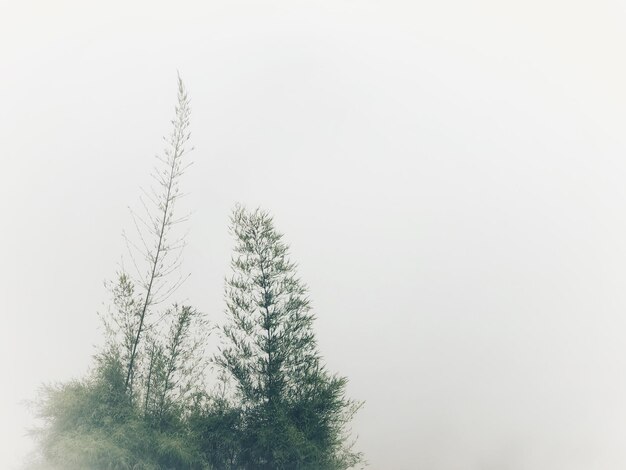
[123,75,193,394]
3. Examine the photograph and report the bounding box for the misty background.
[2,1,626,468]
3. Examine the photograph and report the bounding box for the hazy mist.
[2,1,626,468]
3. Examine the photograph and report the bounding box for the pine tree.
[215,206,362,470]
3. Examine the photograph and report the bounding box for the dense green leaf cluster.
[34,350,207,470]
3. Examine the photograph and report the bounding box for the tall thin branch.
[123,75,192,393]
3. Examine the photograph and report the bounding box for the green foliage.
[119,73,194,396]
[32,77,210,470]
[188,395,243,469]
[211,206,363,469]
[31,82,363,470]
[35,352,207,470]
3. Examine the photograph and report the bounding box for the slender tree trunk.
[125,147,179,391]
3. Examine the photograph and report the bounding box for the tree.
[214,206,362,470]
[33,76,210,470]
[98,74,209,418]
[120,73,193,396]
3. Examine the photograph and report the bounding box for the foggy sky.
[2,1,626,469]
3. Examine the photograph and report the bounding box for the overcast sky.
[2,1,626,469]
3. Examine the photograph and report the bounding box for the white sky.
[2,1,626,468]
